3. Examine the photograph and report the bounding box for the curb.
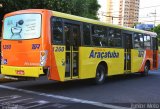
[0,74,15,83]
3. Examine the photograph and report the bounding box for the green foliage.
[153,24,160,45]
[153,25,160,38]
[0,0,100,35]
[0,0,100,19]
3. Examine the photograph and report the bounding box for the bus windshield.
[3,14,41,40]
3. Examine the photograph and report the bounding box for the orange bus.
[1,9,158,84]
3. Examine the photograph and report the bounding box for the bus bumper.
[1,65,44,78]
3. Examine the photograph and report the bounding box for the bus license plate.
[16,70,25,75]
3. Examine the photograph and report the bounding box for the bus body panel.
[79,47,124,79]
[1,65,43,77]
[2,40,42,67]
[51,45,65,81]
[131,49,158,73]
[131,49,145,73]
[1,9,57,78]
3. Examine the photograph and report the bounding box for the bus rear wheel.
[141,63,150,76]
[95,65,106,84]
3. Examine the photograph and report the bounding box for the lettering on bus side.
[54,47,64,52]
[3,45,11,49]
[138,51,144,57]
[32,44,40,50]
[89,50,119,59]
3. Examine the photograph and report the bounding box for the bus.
[1,9,158,84]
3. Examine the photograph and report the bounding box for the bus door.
[64,22,81,79]
[152,37,158,69]
[123,32,133,72]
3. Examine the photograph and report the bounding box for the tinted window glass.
[134,33,144,49]
[83,23,91,45]
[144,34,151,49]
[92,25,106,46]
[108,28,122,47]
[52,17,63,44]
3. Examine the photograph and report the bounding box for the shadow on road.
[6,72,158,93]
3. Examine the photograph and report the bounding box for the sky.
[139,0,160,25]
[98,0,160,25]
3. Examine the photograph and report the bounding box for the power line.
[140,5,160,9]
[99,13,160,19]
[99,4,160,14]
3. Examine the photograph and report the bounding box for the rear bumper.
[1,65,44,77]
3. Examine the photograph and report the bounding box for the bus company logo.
[89,50,119,59]
[138,51,144,57]
[32,44,40,49]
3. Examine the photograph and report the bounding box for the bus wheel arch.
[94,61,108,84]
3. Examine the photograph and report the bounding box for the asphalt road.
[0,70,160,109]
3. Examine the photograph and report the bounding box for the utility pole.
[150,9,157,27]
[103,15,122,24]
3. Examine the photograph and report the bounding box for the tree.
[152,24,160,44]
[0,0,100,35]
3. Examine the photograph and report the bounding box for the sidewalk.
[0,74,6,82]
[0,74,15,82]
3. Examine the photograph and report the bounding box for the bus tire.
[141,62,150,76]
[95,65,106,84]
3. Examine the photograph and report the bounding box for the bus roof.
[52,11,157,37]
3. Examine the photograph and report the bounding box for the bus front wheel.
[95,65,106,84]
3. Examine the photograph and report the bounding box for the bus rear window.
[3,14,41,40]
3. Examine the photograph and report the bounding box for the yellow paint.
[78,47,124,79]
[1,65,43,77]
[131,49,143,72]
[53,45,65,81]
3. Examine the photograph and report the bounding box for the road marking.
[11,98,33,104]
[0,95,15,99]
[0,85,131,109]
[23,100,49,109]
[0,95,21,102]
[39,103,68,109]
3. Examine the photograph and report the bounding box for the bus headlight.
[40,50,48,66]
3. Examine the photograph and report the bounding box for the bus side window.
[108,28,122,47]
[91,25,106,47]
[83,23,91,46]
[51,17,63,45]
[144,34,151,49]
[134,33,144,49]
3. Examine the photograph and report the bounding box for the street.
[0,70,160,109]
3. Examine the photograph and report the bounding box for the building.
[98,0,140,27]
